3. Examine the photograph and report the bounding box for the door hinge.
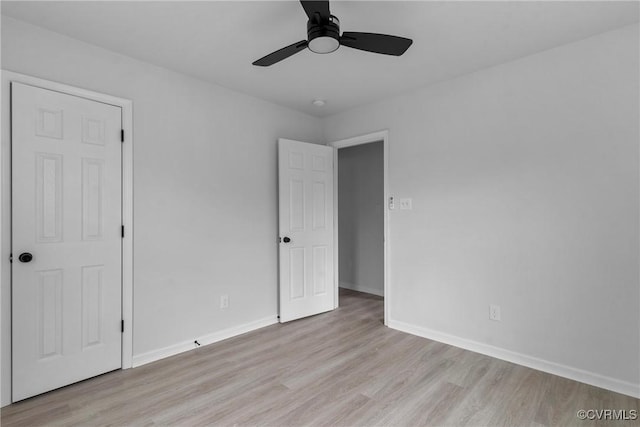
[121,320,124,333]
[9,253,12,263]
[121,225,125,238]
[121,129,124,143]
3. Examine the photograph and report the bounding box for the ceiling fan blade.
[300,0,330,22]
[340,32,413,56]
[252,40,308,66]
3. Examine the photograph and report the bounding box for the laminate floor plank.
[1,289,637,426]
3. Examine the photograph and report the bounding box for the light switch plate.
[400,198,412,210]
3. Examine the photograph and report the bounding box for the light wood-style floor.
[2,289,638,426]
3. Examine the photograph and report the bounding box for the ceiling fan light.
[308,36,340,54]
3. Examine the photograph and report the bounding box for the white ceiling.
[2,1,638,117]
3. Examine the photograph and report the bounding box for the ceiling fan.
[252,0,413,66]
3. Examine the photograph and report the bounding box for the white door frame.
[329,130,390,325]
[0,71,134,401]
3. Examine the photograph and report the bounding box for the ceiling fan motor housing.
[307,15,340,53]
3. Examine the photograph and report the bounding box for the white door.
[11,82,123,401]
[278,139,335,322]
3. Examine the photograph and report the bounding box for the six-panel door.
[278,139,334,322]
[11,82,123,401]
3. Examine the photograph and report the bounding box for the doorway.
[338,141,384,298]
[330,131,390,325]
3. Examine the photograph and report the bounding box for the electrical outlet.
[400,198,413,210]
[489,304,501,321]
[220,294,229,309]
[389,196,395,210]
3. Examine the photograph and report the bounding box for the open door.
[278,139,335,322]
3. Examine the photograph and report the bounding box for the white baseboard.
[132,315,278,368]
[340,281,384,297]
[388,319,640,399]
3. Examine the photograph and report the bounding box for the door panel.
[278,139,334,322]
[11,82,122,401]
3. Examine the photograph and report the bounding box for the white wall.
[0,16,324,406]
[324,24,640,395]
[1,14,638,405]
[338,142,384,296]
